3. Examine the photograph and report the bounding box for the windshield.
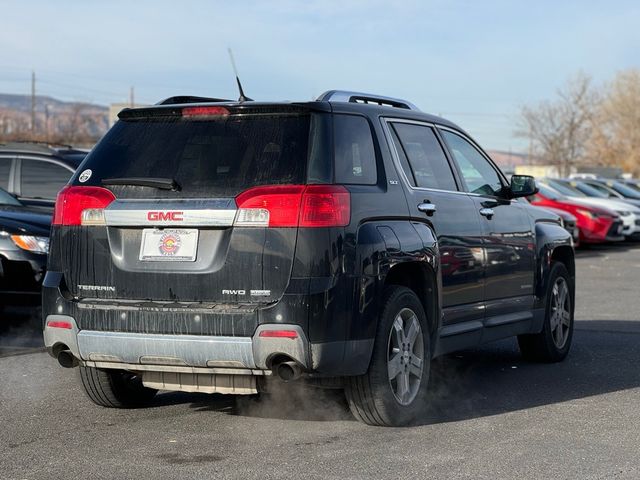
[609,181,640,199]
[0,187,21,206]
[624,181,640,193]
[537,184,565,200]
[572,181,609,198]
[76,114,313,197]
[544,179,585,197]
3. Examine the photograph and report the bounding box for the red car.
[530,185,624,244]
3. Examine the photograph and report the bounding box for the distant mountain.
[0,93,107,115]
[0,93,109,143]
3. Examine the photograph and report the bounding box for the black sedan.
[0,187,51,304]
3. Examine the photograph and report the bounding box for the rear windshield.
[75,114,312,197]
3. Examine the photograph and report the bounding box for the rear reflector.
[235,185,350,228]
[53,186,116,226]
[258,330,299,339]
[182,106,230,117]
[47,320,73,329]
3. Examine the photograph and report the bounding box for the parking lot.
[1,243,640,479]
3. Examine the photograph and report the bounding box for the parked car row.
[0,186,51,304]
[0,142,87,211]
[527,176,640,246]
[0,142,87,302]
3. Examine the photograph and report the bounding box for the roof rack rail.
[317,90,420,111]
[156,95,233,105]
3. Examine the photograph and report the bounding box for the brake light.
[235,185,350,228]
[182,106,230,117]
[47,320,73,329]
[258,330,299,339]
[52,186,116,226]
[300,185,350,227]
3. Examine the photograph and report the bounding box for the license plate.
[139,229,199,261]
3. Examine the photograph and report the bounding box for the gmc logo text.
[147,211,184,221]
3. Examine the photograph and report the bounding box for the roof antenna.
[227,48,252,102]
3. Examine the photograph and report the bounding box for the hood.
[566,196,640,215]
[0,205,52,236]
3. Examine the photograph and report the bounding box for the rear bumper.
[42,273,375,377]
[44,315,310,371]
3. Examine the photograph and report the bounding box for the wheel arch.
[534,220,575,308]
[382,260,440,348]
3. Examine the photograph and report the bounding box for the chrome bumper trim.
[77,330,255,368]
[104,199,237,227]
[84,360,270,376]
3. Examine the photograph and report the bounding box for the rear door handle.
[418,202,437,216]
[479,207,494,219]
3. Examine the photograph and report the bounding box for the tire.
[518,262,574,362]
[345,286,431,426]
[78,366,157,408]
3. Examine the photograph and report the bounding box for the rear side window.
[333,115,377,185]
[20,159,73,199]
[0,157,11,190]
[390,123,457,191]
[78,114,311,197]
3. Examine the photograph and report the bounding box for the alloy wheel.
[387,307,424,406]
[550,277,571,349]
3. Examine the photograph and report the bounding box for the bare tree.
[517,73,597,176]
[55,103,86,144]
[587,69,640,175]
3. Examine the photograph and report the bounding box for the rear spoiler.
[118,102,331,120]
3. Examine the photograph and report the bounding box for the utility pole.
[129,86,135,108]
[44,104,50,142]
[31,71,36,134]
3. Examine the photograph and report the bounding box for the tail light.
[235,185,350,228]
[52,186,116,226]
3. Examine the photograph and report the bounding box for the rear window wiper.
[102,177,181,191]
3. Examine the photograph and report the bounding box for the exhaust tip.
[57,350,79,368]
[274,361,301,382]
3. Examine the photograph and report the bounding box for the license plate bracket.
[139,228,199,262]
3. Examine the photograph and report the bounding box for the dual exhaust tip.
[273,360,302,382]
[57,350,79,368]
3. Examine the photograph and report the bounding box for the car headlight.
[617,211,631,217]
[10,235,49,254]
[576,208,596,219]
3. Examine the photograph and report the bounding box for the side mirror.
[510,175,538,198]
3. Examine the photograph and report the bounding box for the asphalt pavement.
[1,243,640,479]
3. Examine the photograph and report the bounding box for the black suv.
[0,142,87,210]
[43,91,575,426]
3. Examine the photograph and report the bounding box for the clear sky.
[1,0,639,151]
